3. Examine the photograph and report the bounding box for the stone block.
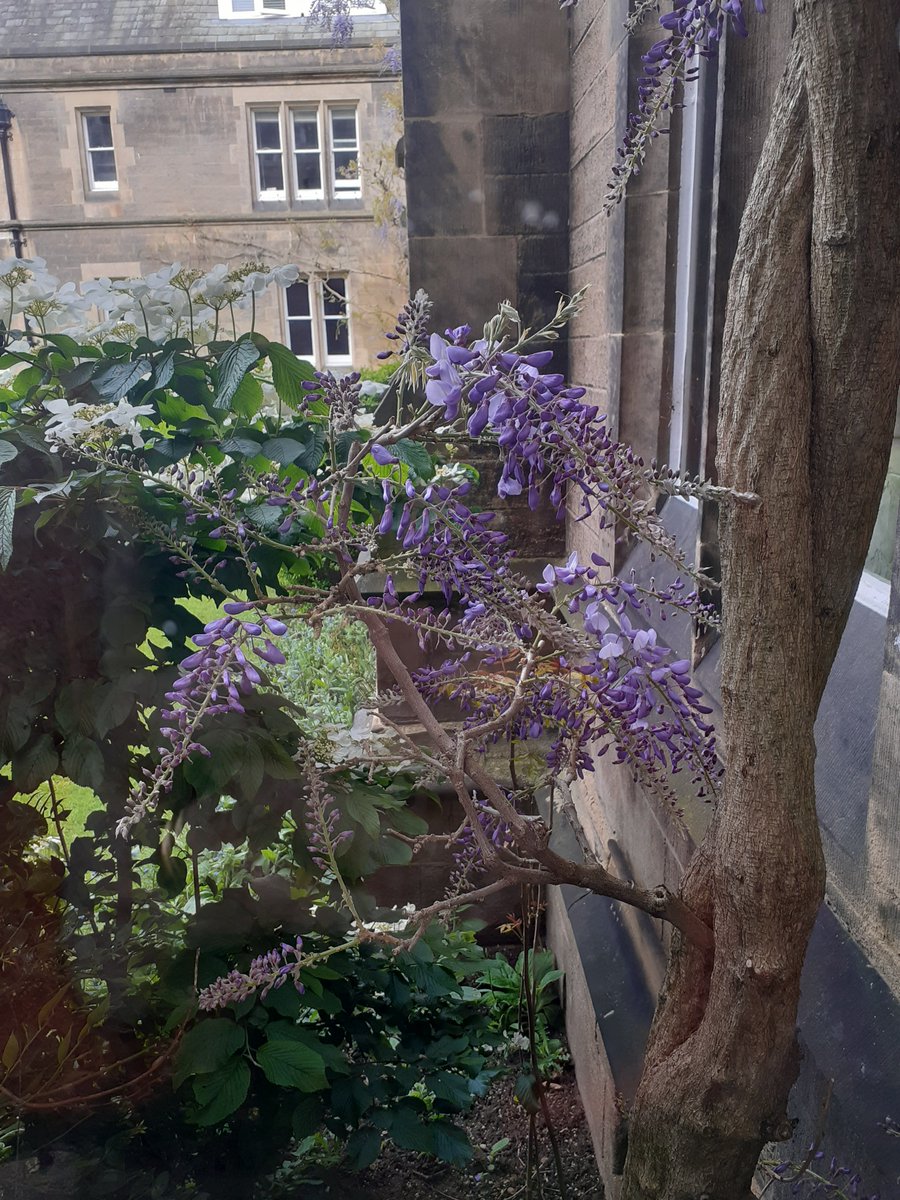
[484,171,570,237]
[483,112,570,176]
[408,233,518,333]
[405,117,485,238]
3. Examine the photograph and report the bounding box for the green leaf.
[221,435,263,458]
[291,1095,325,1139]
[191,1054,251,1126]
[343,791,380,839]
[295,425,327,472]
[256,1037,328,1092]
[12,366,42,397]
[0,440,18,468]
[262,437,308,467]
[44,333,82,360]
[94,358,151,402]
[427,1070,474,1111]
[345,1126,382,1171]
[12,734,59,792]
[267,342,317,409]
[394,439,434,480]
[384,1105,434,1154]
[214,339,260,411]
[2,1032,19,1071]
[231,372,264,419]
[175,1018,245,1087]
[61,734,105,791]
[514,1072,541,1114]
[431,1121,473,1166]
[153,348,178,391]
[0,486,15,570]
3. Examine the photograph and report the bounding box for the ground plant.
[0,0,898,1197]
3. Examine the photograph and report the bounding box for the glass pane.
[257,153,284,193]
[286,282,311,317]
[325,317,350,358]
[90,150,117,184]
[84,112,112,149]
[231,0,254,11]
[323,277,347,314]
[330,112,357,145]
[254,113,281,151]
[333,151,359,182]
[288,318,313,357]
[292,115,319,151]
[295,154,322,193]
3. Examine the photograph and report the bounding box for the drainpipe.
[0,97,26,258]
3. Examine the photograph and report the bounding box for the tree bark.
[620,2,900,1196]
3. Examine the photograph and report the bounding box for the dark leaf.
[214,339,260,411]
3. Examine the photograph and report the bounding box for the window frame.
[250,107,287,201]
[249,102,363,207]
[80,109,118,194]
[283,275,352,369]
[289,106,325,202]
[328,105,362,200]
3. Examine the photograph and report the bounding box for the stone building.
[401,2,900,1196]
[0,0,407,370]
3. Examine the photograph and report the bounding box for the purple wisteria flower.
[607,0,767,210]
[117,604,288,835]
[198,936,306,1011]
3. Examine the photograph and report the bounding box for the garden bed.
[311,1070,604,1200]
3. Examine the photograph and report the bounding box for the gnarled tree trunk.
[621,2,900,1196]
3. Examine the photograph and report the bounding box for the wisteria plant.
[0,254,748,1004]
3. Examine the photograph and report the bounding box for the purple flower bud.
[370,443,399,466]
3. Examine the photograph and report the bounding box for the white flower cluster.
[42,396,155,451]
[0,257,301,343]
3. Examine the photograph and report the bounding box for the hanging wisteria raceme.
[198,936,306,1012]
[606,0,766,210]
[117,603,288,835]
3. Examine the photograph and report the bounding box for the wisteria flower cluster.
[198,936,305,1011]
[118,601,287,834]
[606,0,766,210]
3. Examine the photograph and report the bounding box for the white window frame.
[80,109,118,193]
[283,276,352,369]
[290,106,325,201]
[251,108,286,201]
[328,105,362,200]
[320,276,352,367]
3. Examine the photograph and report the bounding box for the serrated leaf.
[232,372,264,419]
[292,1095,325,1139]
[384,1105,434,1154]
[61,734,105,791]
[267,342,317,409]
[175,1019,245,1087]
[221,435,263,458]
[94,358,151,402]
[191,1054,250,1126]
[12,734,59,792]
[257,1037,328,1092]
[427,1070,475,1111]
[262,437,308,467]
[394,439,434,479]
[0,486,15,570]
[295,425,327,472]
[214,339,260,411]
[153,348,177,391]
[345,1126,382,1171]
[0,440,18,467]
[431,1121,473,1165]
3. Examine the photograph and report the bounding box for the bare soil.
[304,1070,605,1200]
